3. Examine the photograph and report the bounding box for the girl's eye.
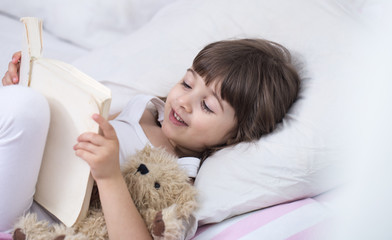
[181,81,191,89]
[202,100,213,113]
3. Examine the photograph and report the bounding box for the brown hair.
[193,39,300,159]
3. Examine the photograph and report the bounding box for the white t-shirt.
[110,94,200,178]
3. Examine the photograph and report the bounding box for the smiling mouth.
[170,110,188,126]
[174,112,184,123]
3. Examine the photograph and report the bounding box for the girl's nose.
[178,94,192,113]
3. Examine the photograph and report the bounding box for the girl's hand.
[74,114,121,181]
[2,51,21,86]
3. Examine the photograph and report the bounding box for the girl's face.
[162,68,237,155]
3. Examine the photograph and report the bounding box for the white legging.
[0,85,50,232]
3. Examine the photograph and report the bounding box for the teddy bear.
[12,145,198,240]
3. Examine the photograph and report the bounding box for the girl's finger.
[8,61,17,73]
[12,51,21,64]
[74,141,99,154]
[8,62,19,84]
[2,75,8,86]
[16,61,20,73]
[77,132,105,146]
[92,114,116,139]
[3,72,14,86]
[75,149,95,164]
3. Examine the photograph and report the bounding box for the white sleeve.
[110,95,154,167]
[177,157,200,178]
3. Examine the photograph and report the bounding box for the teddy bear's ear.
[139,145,178,165]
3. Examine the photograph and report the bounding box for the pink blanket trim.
[286,217,332,240]
[193,198,314,240]
[0,232,11,240]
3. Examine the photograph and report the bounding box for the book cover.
[19,17,112,226]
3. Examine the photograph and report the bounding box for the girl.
[1,39,300,239]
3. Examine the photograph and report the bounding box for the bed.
[1,0,391,239]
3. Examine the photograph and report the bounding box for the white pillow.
[1,0,178,49]
[71,0,377,234]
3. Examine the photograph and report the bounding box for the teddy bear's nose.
[137,164,149,175]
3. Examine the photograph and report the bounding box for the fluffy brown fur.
[13,146,198,240]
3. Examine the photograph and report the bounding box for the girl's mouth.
[169,109,188,126]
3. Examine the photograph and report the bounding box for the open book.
[19,17,112,226]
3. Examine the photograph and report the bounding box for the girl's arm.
[96,170,152,240]
[74,114,152,240]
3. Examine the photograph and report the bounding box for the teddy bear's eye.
[154,182,160,189]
